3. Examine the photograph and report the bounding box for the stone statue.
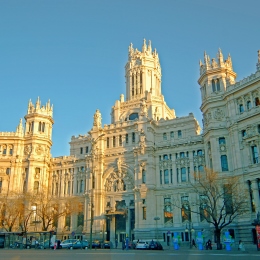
[93,109,102,128]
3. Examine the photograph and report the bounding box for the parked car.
[92,240,101,248]
[60,239,77,249]
[135,241,149,250]
[68,240,88,250]
[103,240,110,249]
[148,240,163,250]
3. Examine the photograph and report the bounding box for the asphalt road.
[1,249,260,260]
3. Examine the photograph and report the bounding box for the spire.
[128,43,134,57]
[257,50,260,71]
[218,48,224,66]
[36,96,40,110]
[16,118,24,135]
[199,60,203,66]
[142,38,147,53]
[148,40,152,54]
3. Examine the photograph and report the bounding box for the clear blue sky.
[1,0,259,157]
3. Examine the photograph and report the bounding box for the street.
[0,249,260,260]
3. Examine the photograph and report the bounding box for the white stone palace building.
[0,40,260,246]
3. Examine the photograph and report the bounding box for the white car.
[135,241,149,250]
[60,239,77,248]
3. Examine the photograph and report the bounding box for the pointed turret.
[218,48,224,67]
[16,118,24,136]
[142,39,147,53]
[257,50,260,71]
[147,40,152,54]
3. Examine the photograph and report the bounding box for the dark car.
[68,240,88,250]
[92,240,101,248]
[149,241,163,250]
[103,240,110,249]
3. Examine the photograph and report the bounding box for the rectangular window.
[113,136,116,147]
[142,170,146,184]
[119,135,122,146]
[252,146,259,164]
[180,152,185,158]
[176,168,179,183]
[170,131,174,139]
[86,146,89,153]
[132,132,135,143]
[80,147,83,154]
[242,130,246,137]
[219,137,226,144]
[221,155,229,171]
[164,169,169,184]
[159,155,161,161]
[164,198,173,224]
[9,149,13,155]
[224,184,233,214]
[181,167,186,182]
[125,134,128,144]
[142,207,146,220]
[248,181,256,212]
[163,133,167,140]
[170,169,173,184]
[160,170,162,184]
[107,137,110,148]
[178,130,182,138]
[239,104,244,113]
[3,148,6,155]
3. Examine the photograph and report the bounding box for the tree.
[27,187,81,231]
[0,192,26,232]
[174,168,248,250]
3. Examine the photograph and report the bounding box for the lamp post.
[89,133,105,250]
[154,217,160,241]
[185,221,195,248]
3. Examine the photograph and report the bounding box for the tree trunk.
[215,228,222,250]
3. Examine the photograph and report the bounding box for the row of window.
[107,133,135,148]
[159,150,204,161]
[80,147,89,154]
[28,121,46,133]
[0,145,13,155]
[239,97,260,113]
[163,130,182,140]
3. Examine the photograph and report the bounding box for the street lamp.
[154,217,160,241]
[185,221,195,248]
[89,133,105,250]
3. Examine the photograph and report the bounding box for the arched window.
[129,113,139,120]
[197,149,203,155]
[239,104,244,113]
[255,97,260,106]
[212,80,216,92]
[198,165,204,172]
[170,131,174,139]
[42,122,45,132]
[80,180,84,193]
[181,196,191,222]
[163,133,167,140]
[178,130,182,138]
[216,79,220,91]
[247,100,252,110]
[242,130,246,137]
[113,136,116,147]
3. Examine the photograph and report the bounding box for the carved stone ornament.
[93,109,102,128]
[214,108,224,120]
[24,145,32,155]
[35,145,43,155]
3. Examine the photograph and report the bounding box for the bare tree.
[174,168,248,250]
[27,187,81,231]
[0,192,26,232]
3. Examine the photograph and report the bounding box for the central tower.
[125,39,162,101]
[110,40,175,123]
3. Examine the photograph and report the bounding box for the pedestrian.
[122,239,125,250]
[115,239,118,249]
[54,241,57,250]
[192,239,197,248]
[206,239,212,250]
[238,240,245,251]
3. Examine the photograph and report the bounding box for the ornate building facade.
[0,41,260,246]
